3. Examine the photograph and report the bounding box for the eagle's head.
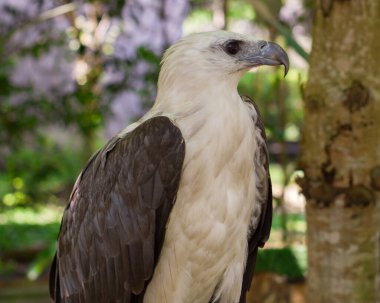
[157,31,289,94]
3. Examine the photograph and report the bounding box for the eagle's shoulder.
[241,95,267,141]
[51,115,186,302]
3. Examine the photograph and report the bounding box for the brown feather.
[49,116,185,302]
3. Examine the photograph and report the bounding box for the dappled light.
[1,0,378,302]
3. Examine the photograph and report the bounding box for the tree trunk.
[299,1,380,303]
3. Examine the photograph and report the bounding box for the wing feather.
[239,96,273,303]
[49,116,185,302]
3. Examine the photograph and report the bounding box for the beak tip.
[283,64,289,77]
[281,50,290,78]
[261,41,290,78]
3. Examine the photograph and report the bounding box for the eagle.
[49,31,289,303]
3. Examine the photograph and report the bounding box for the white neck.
[154,70,244,119]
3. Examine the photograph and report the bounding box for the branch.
[248,0,309,62]
[2,3,76,43]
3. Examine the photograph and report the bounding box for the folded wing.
[49,116,185,303]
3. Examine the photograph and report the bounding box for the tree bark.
[299,1,380,303]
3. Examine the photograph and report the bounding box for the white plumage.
[144,76,258,303]
[50,30,288,303]
[123,31,279,303]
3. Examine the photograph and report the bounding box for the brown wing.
[49,116,185,303]
[239,96,273,303]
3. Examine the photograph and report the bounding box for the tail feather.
[49,253,61,302]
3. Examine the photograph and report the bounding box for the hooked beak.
[244,41,289,77]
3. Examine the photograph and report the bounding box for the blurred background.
[0,0,378,302]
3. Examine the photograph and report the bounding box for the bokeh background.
[1,0,379,302]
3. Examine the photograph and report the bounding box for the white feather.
[120,31,265,303]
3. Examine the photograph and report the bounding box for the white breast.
[143,93,259,303]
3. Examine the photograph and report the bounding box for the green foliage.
[238,69,305,142]
[136,46,161,66]
[183,8,213,33]
[0,259,16,276]
[136,46,161,109]
[27,244,56,280]
[0,139,84,208]
[0,207,61,277]
[0,222,59,253]
[256,246,307,279]
[0,29,105,208]
[72,83,105,138]
[272,212,306,234]
[228,0,255,20]
[269,163,286,185]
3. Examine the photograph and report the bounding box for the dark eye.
[224,40,241,55]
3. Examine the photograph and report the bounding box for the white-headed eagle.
[49,31,289,303]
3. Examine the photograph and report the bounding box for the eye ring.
[224,40,241,56]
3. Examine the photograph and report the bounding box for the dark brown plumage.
[50,117,185,302]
